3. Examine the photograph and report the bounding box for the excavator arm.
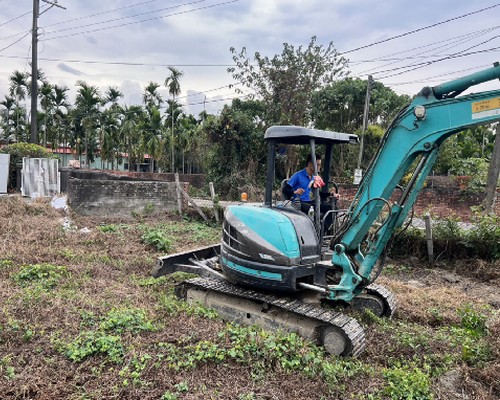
[330,63,500,301]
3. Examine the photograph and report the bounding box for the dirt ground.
[0,195,498,400]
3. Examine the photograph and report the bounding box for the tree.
[482,124,500,212]
[228,36,348,126]
[73,81,101,167]
[143,82,162,110]
[120,105,145,171]
[203,99,267,198]
[8,71,29,140]
[164,67,184,172]
[310,78,409,175]
[311,78,410,133]
[0,96,16,143]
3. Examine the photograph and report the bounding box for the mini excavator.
[152,64,500,356]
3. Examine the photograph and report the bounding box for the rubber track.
[366,283,397,317]
[177,277,366,357]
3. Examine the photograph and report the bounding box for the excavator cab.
[264,126,358,237]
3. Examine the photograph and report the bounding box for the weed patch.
[141,229,172,252]
[63,331,125,363]
[12,263,69,289]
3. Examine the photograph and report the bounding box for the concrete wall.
[60,168,206,192]
[68,178,188,217]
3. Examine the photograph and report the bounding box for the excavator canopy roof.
[265,125,358,145]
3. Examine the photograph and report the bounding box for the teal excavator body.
[154,64,500,356]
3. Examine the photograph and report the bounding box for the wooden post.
[424,213,434,265]
[178,184,209,223]
[209,182,220,223]
[174,173,182,215]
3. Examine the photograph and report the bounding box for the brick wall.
[67,178,188,217]
[336,180,499,219]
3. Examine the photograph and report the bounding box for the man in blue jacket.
[284,153,339,228]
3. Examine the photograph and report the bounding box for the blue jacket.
[288,168,314,201]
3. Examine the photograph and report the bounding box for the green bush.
[382,363,433,400]
[390,213,500,261]
[141,229,172,252]
[0,142,56,189]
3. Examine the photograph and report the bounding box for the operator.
[283,153,339,228]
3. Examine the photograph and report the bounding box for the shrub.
[0,142,56,189]
[141,229,172,252]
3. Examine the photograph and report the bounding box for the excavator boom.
[330,63,500,300]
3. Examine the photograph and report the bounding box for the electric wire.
[42,0,161,28]
[40,0,241,42]
[339,3,500,55]
[0,9,31,28]
[0,30,31,53]
[349,25,500,65]
[42,0,207,35]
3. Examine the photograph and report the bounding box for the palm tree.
[120,105,144,171]
[143,82,162,110]
[49,85,70,150]
[9,70,28,103]
[74,81,101,167]
[8,71,28,139]
[38,81,54,147]
[164,67,184,172]
[142,106,163,172]
[0,96,16,143]
[105,87,123,108]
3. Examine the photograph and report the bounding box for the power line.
[40,0,241,42]
[43,0,160,28]
[0,9,32,28]
[0,54,236,67]
[0,31,31,53]
[339,3,500,55]
[350,35,500,79]
[376,46,500,80]
[385,64,492,86]
[42,0,207,35]
[349,26,500,65]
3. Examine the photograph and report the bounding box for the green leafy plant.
[99,308,155,334]
[12,263,69,289]
[382,363,433,400]
[64,331,124,363]
[97,224,126,233]
[141,229,172,252]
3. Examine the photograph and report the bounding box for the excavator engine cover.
[220,205,322,292]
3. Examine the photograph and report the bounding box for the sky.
[0,0,499,117]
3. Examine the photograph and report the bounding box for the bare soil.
[0,195,498,400]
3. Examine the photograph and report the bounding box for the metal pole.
[30,0,40,144]
[310,138,320,235]
[357,75,373,169]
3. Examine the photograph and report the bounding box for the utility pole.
[29,0,66,144]
[357,75,373,170]
[29,0,39,144]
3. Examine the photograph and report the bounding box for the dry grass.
[0,195,498,400]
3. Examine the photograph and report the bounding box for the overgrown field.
[0,196,498,399]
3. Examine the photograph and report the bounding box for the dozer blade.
[176,277,366,357]
[152,244,222,279]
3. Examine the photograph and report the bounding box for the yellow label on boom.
[472,97,500,113]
